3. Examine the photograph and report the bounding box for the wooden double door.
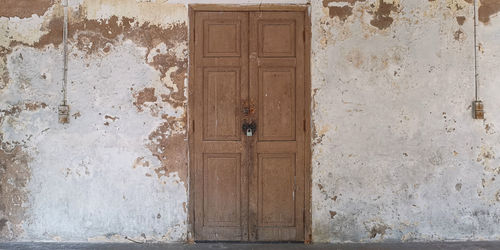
[192,10,306,242]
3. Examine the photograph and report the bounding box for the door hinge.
[192,120,195,132]
[303,30,306,42]
[303,119,306,132]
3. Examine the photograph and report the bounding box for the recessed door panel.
[259,20,296,57]
[204,68,240,141]
[259,67,296,141]
[204,20,241,57]
[258,154,296,227]
[204,154,241,227]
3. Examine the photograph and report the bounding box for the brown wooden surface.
[190,4,308,12]
[194,11,249,241]
[249,11,305,242]
[187,6,195,243]
[304,8,312,244]
[191,8,309,242]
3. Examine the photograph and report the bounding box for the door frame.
[187,4,312,243]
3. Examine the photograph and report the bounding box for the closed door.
[193,10,305,242]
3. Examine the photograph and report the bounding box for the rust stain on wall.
[0,146,31,240]
[369,0,399,30]
[0,0,53,18]
[479,0,500,24]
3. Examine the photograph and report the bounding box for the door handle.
[242,121,257,136]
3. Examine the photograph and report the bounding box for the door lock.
[242,121,257,136]
[242,100,256,116]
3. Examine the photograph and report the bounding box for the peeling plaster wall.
[1,0,189,242]
[0,0,499,243]
[312,0,500,243]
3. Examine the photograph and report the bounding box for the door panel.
[204,19,242,57]
[259,67,296,141]
[249,12,305,242]
[258,154,296,227]
[193,10,305,242]
[258,20,296,57]
[204,154,241,227]
[194,11,249,241]
[203,68,241,141]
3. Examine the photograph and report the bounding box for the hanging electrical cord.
[63,0,68,105]
[472,0,484,119]
[473,0,478,101]
[59,0,70,124]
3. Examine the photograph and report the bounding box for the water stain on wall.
[0,0,53,18]
[0,98,51,240]
[0,146,31,241]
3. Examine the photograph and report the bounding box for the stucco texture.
[0,0,499,243]
[312,0,500,243]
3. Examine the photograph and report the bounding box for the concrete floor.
[1,242,500,250]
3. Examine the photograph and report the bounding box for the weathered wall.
[312,0,500,243]
[0,0,189,242]
[0,0,499,243]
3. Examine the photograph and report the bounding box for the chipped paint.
[311,0,500,243]
[0,0,54,19]
[1,0,188,242]
[369,0,400,30]
[478,0,500,24]
[456,16,466,25]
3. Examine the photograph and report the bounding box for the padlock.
[242,121,256,136]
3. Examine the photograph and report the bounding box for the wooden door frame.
[187,4,312,243]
